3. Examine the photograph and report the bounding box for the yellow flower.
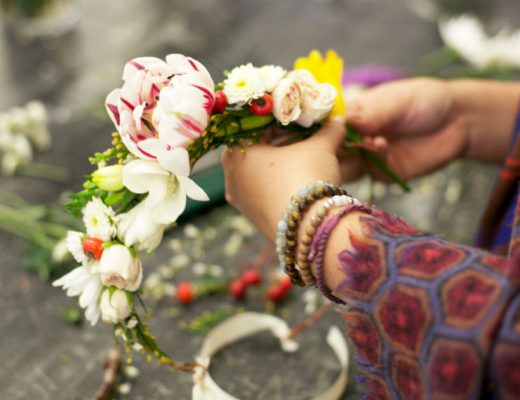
[293,50,345,117]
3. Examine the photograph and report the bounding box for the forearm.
[449,79,520,163]
[308,205,519,398]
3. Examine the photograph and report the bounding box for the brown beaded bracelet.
[296,194,358,286]
[276,182,347,286]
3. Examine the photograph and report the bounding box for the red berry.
[250,93,273,116]
[279,276,292,293]
[241,270,262,286]
[229,279,247,300]
[82,237,103,259]
[212,90,227,114]
[176,282,194,304]
[266,285,285,303]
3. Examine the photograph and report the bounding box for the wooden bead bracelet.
[275,181,348,286]
[297,194,359,286]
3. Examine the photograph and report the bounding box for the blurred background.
[0,0,519,399]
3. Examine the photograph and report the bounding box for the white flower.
[223,63,265,105]
[52,238,69,263]
[289,70,337,128]
[153,75,214,149]
[257,65,286,92]
[53,265,103,326]
[99,289,132,324]
[98,244,143,291]
[25,101,51,151]
[122,141,209,225]
[1,134,32,175]
[117,201,165,252]
[65,230,87,264]
[439,15,520,69]
[82,198,117,241]
[271,77,302,125]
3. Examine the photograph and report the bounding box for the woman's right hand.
[341,78,520,182]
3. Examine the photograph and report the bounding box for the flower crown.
[53,50,405,368]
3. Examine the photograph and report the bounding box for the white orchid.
[122,141,208,225]
[439,15,520,69]
[53,265,103,326]
[117,201,165,252]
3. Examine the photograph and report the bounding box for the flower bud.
[99,288,132,324]
[92,165,124,191]
[99,244,143,291]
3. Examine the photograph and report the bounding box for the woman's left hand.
[221,117,347,241]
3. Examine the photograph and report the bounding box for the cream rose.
[289,70,337,128]
[271,77,302,126]
[99,289,132,324]
[98,244,143,291]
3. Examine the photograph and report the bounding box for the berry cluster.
[212,91,274,116]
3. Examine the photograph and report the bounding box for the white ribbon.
[192,312,349,400]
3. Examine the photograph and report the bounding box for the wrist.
[449,79,520,163]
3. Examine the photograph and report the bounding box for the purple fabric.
[342,65,405,88]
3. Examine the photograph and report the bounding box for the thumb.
[345,82,413,135]
[307,116,347,151]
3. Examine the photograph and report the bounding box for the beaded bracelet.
[297,195,359,286]
[275,181,347,286]
[309,203,374,304]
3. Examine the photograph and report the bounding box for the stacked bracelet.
[309,203,374,304]
[297,195,359,286]
[275,181,348,286]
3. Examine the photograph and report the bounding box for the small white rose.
[271,77,302,126]
[289,70,337,128]
[98,244,143,291]
[99,289,132,324]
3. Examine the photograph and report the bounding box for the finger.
[307,116,347,151]
[345,81,413,135]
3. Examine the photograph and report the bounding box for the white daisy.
[53,265,103,326]
[223,63,265,105]
[257,65,286,92]
[65,230,87,264]
[82,197,117,241]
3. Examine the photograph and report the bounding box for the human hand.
[221,118,346,241]
[341,78,520,182]
[341,78,468,182]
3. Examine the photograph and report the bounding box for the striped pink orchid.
[105,54,215,160]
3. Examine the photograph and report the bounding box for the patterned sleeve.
[328,208,520,399]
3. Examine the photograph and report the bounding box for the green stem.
[0,204,55,249]
[17,162,69,183]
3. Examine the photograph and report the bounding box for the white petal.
[105,89,122,128]
[146,176,169,208]
[138,138,170,159]
[148,186,186,224]
[179,176,209,201]
[123,160,168,193]
[158,148,190,177]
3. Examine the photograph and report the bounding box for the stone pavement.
[0,0,517,398]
